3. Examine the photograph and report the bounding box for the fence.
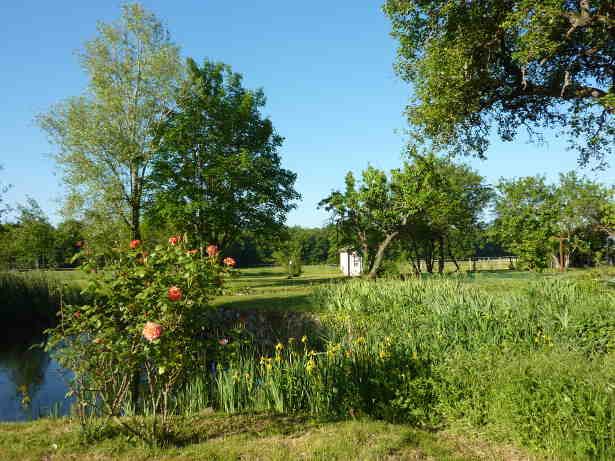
[405,256,517,273]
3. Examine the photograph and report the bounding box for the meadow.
[2,265,615,460]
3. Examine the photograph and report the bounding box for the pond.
[0,334,72,422]
[0,308,322,422]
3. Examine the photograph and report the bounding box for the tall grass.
[169,277,615,459]
[0,271,86,332]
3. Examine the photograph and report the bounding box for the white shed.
[340,251,363,276]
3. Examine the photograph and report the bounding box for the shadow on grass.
[171,413,320,446]
[215,293,315,311]
[231,276,346,291]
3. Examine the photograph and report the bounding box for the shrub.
[45,235,235,445]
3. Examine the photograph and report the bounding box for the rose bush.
[45,235,237,444]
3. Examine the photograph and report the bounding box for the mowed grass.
[212,265,346,312]
[0,413,539,461]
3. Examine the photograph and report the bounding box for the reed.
[0,270,86,332]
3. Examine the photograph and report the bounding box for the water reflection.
[0,335,72,421]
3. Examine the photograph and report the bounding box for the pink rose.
[142,322,163,342]
[207,245,219,258]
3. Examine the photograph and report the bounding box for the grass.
[212,265,345,312]
[0,413,539,460]
[4,264,615,459]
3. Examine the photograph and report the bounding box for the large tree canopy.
[37,3,182,240]
[147,58,299,250]
[384,0,615,165]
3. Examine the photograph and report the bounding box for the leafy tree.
[272,230,303,277]
[320,157,447,279]
[384,0,615,164]
[146,58,299,251]
[399,156,492,273]
[54,219,86,266]
[9,198,57,268]
[552,171,613,267]
[492,176,558,269]
[37,3,182,240]
[492,173,613,269]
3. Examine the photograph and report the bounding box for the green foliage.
[320,154,490,277]
[384,0,615,164]
[493,173,613,269]
[272,231,303,277]
[310,277,615,458]
[147,58,299,251]
[37,3,182,240]
[45,236,235,445]
[0,198,57,269]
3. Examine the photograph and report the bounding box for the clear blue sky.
[1,1,613,227]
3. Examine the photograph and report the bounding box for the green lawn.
[212,264,346,312]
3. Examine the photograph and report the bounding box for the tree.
[552,171,613,267]
[146,58,299,251]
[10,198,57,268]
[492,176,557,269]
[399,156,492,274]
[492,173,613,269]
[272,228,304,277]
[384,0,615,165]
[37,3,182,241]
[320,156,447,279]
[54,219,86,266]
[320,167,402,279]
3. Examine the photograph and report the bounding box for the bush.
[45,236,236,445]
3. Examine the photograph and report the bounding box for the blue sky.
[1,1,613,227]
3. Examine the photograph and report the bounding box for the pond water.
[0,335,72,422]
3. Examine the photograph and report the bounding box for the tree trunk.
[438,235,445,274]
[366,232,398,280]
[425,240,434,274]
[446,240,460,272]
[130,169,142,241]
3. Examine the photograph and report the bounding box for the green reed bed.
[177,278,615,460]
[0,271,87,331]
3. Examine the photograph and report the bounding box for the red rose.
[74,311,81,318]
[130,239,140,249]
[223,257,236,267]
[207,245,219,258]
[142,322,163,342]
[168,286,182,302]
[168,236,178,245]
